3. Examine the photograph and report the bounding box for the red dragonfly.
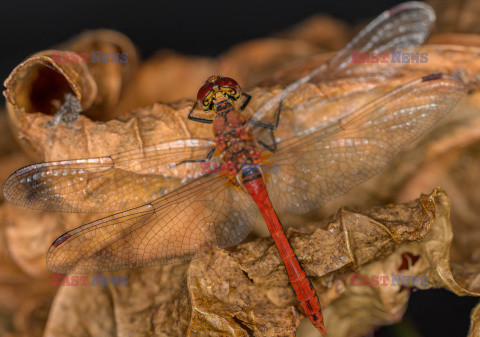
[3,2,466,334]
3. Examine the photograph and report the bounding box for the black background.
[0,1,477,336]
[1,0,405,91]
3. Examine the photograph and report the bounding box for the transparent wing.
[321,1,435,77]
[248,2,435,144]
[3,139,219,213]
[47,173,258,274]
[265,74,465,214]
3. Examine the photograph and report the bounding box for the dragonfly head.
[196,76,242,113]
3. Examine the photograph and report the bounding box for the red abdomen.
[241,166,326,335]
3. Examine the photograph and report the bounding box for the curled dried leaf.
[3,8,480,336]
[115,38,323,117]
[14,101,214,162]
[310,189,480,337]
[469,301,480,337]
[428,0,480,33]
[57,29,140,119]
[3,30,139,159]
[42,189,459,337]
[2,204,98,276]
[274,14,351,50]
[3,50,97,159]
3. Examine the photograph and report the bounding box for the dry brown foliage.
[2,2,480,336]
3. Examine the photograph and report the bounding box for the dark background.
[0,0,406,93]
[0,1,477,336]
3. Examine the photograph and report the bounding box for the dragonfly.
[2,2,466,335]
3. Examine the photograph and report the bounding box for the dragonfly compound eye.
[197,82,214,101]
[197,82,215,111]
[216,77,242,103]
[215,77,238,88]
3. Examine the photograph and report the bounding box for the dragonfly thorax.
[213,109,262,180]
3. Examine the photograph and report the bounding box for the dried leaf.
[3,7,480,337]
[57,29,140,119]
[3,30,139,160]
[115,38,323,117]
[3,49,97,159]
[428,0,480,33]
[13,41,480,163]
[275,14,351,50]
[41,189,461,337]
[304,189,480,337]
[469,302,480,337]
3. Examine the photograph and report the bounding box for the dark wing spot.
[52,233,71,247]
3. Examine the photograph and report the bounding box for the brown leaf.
[42,189,458,337]
[3,30,139,160]
[13,41,480,164]
[44,266,190,337]
[57,29,140,119]
[428,0,480,33]
[469,301,480,337]
[115,38,323,117]
[314,189,480,337]
[274,14,351,50]
[3,7,480,337]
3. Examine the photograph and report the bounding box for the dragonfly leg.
[240,92,252,110]
[168,147,215,168]
[250,96,283,130]
[250,94,284,152]
[256,129,277,152]
[188,102,214,124]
